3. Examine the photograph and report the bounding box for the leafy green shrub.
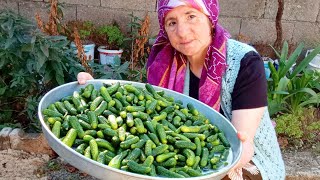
[275,107,320,146]
[89,56,129,80]
[98,25,125,49]
[275,112,303,139]
[268,42,320,116]
[0,10,83,132]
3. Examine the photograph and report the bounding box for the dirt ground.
[0,148,319,180]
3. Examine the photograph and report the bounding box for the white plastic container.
[306,49,320,72]
[70,42,95,61]
[98,46,123,65]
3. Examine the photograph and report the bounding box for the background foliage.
[0,10,83,132]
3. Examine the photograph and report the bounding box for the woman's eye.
[167,21,176,26]
[188,15,196,19]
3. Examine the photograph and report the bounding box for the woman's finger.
[77,72,93,85]
[237,131,248,142]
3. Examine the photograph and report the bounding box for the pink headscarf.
[147,0,230,111]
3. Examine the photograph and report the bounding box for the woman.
[78,0,285,179]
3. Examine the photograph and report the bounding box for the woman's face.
[164,5,212,58]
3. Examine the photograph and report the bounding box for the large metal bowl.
[38,80,242,180]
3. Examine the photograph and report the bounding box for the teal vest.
[221,39,285,179]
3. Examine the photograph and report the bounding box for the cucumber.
[52,121,61,138]
[62,128,77,147]
[69,116,85,138]
[157,166,184,178]
[200,148,209,167]
[94,101,108,116]
[122,148,141,165]
[127,160,151,174]
[42,109,63,117]
[63,101,77,115]
[156,152,176,163]
[96,138,116,152]
[120,136,139,149]
[156,124,167,144]
[218,132,230,147]
[183,149,196,167]
[82,84,94,98]
[87,111,98,129]
[107,82,120,95]
[100,86,112,102]
[143,155,154,167]
[89,139,99,160]
[75,143,87,155]
[108,150,129,169]
[54,102,68,115]
[175,140,197,150]
[131,139,146,149]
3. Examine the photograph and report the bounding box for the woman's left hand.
[230,131,254,171]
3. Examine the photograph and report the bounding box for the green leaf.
[55,74,64,85]
[299,94,320,107]
[4,38,15,49]
[270,44,281,59]
[289,45,320,78]
[0,86,7,95]
[279,43,303,78]
[278,41,288,73]
[40,42,49,57]
[284,88,318,101]
[36,50,46,72]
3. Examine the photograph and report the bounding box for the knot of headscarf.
[147,0,230,111]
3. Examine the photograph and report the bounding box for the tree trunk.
[274,0,284,51]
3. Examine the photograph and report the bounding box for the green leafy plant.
[268,41,320,115]
[275,107,320,147]
[62,20,95,44]
[125,13,150,82]
[89,56,129,80]
[0,10,83,132]
[97,24,125,49]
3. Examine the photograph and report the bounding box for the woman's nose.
[176,22,189,38]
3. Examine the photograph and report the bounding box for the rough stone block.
[0,1,19,12]
[9,129,54,155]
[77,5,134,32]
[59,0,100,6]
[265,0,320,22]
[146,0,157,12]
[18,1,76,23]
[219,0,266,18]
[292,22,320,49]
[101,0,148,11]
[240,19,294,45]
[132,11,159,37]
[219,17,242,39]
[0,127,13,150]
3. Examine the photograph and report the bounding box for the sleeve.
[231,51,268,110]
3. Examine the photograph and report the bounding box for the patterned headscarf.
[147,0,230,111]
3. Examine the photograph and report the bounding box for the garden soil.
[0,149,319,179]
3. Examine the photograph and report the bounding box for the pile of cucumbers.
[42,82,231,178]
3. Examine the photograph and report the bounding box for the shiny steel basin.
[38,80,242,180]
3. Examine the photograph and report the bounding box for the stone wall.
[1,0,319,48]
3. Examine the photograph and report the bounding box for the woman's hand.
[229,107,265,171]
[231,131,255,171]
[77,72,94,85]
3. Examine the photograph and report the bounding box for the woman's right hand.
[77,72,94,85]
